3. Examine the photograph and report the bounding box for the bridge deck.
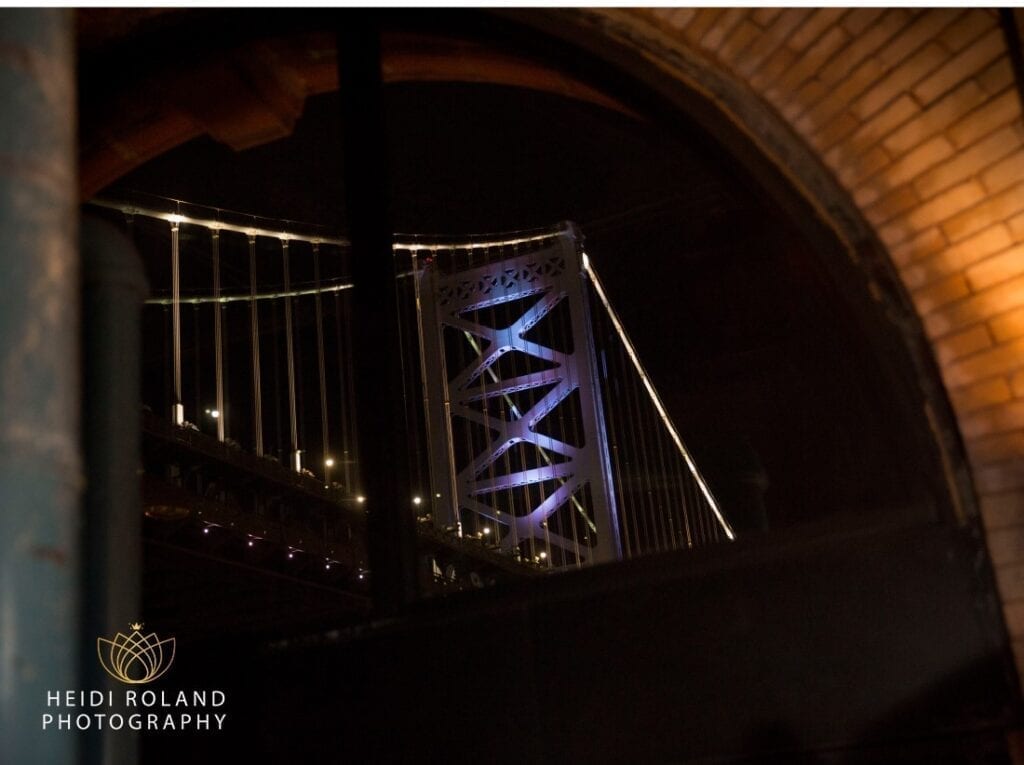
[141,410,540,596]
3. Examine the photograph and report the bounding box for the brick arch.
[570,7,1024,666]
[79,10,1024,663]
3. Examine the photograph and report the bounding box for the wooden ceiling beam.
[79,26,636,199]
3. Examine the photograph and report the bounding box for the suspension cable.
[170,219,183,425]
[313,244,331,485]
[212,230,225,442]
[582,254,734,541]
[281,239,300,471]
[248,235,264,457]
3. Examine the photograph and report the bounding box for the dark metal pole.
[337,13,419,615]
[1000,10,1024,114]
[80,216,148,765]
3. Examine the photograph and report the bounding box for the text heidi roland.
[42,690,227,731]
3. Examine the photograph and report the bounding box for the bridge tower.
[415,228,621,566]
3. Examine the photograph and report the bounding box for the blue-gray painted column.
[81,216,147,765]
[0,8,79,764]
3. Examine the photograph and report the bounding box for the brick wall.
[627,7,1024,678]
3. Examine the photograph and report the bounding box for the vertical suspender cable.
[193,305,201,440]
[633,348,660,552]
[649,389,679,550]
[591,304,629,558]
[634,356,668,552]
[162,305,171,422]
[294,280,308,473]
[344,288,359,483]
[271,299,284,460]
[412,248,441,522]
[393,245,421,500]
[619,338,651,553]
[673,454,694,548]
[333,290,352,491]
[248,235,264,456]
[478,246,495,541]
[282,239,300,471]
[313,244,331,484]
[212,230,225,442]
[170,220,183,425]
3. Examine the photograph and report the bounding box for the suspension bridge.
[91,195,733,593]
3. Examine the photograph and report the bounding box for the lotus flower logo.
[97,622,175,684]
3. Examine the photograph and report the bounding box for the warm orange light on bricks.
[638,3,1024,684]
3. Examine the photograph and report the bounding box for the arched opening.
[85,10,964,540]
[72,9,1018,762]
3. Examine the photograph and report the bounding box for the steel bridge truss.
[416,230,621,565]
